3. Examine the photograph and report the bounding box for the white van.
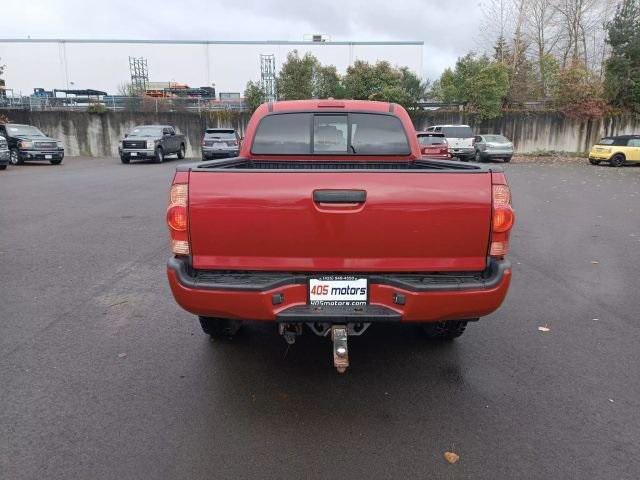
[424,125,475,161]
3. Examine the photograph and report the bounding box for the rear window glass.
[350,114,410,155]
[252,113,311,154]
[205,130,236,139]
[417,135,446,145]
[483,135,509,143]
[442,126,473,138]
[597,137,631,146]
[251,113,410,155]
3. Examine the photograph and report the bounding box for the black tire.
[460,155,470,162]
[421,320,469,340]
[178,144,185,159]
[610,154,625,167]
[198,316,242,338]
[120,155,130,164]
[503,156,512,163]
[474,150,484,163]
[589,158,600,165]
[154,147,164,163]
[0,164,7,170]
[10,148,23,165]
[50,159,62,165]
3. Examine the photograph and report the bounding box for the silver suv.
[424,124,475,161]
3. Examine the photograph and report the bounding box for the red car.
[167,100,514,372]
[417,131,451,159]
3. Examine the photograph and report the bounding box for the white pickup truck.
[424,124,475,161]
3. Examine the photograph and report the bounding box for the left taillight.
[167,181,189,256]
[490,183,515,258]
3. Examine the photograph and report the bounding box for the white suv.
[424,125,475,161]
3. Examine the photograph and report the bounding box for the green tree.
[276,51,317,100]
[243,81,266,112]
[604,0,640,112]
[433,54,509,119]
[539,54,560,98]
[342,60,425,109]
[343,60,401,100]
[313,64,345,99]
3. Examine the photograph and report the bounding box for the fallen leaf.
[608,398,614,403]
[444,451,459,464]
[591,260,599,264]
[538,326,550,332]
[592,318,599,321]
[117,353,127,358]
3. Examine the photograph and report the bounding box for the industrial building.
[0,38,424,98]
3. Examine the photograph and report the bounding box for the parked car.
[119,125,186,164]
[424,124,475,161]
[201,128,241,160]
[588,135,640,167]
[166,100,515,373]
[416,132,450,159]
[0,123,64,165]
[0,135,9,170]
[474,134,514,162]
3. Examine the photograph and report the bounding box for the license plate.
[45,154,52,159]
[130,152,137,157]
[212,143,225,150]
[309,276,368,306]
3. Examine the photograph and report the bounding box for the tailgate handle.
[313,190,366,204]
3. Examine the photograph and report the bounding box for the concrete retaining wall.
[3,109,639,156]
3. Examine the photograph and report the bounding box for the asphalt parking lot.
[1,156,639,480]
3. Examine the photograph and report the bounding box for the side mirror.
[124,133,129,138]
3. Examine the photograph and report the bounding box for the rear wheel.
[503,156,511,163]
[198,316,242,338]
[459,155,470,162]
[589,158,601,165]
[474,151,483,162]
[154,147,164,163]
[178,144,185,159]
[610,153,625,167]
[0,164,6,170]
[421,320,470,340]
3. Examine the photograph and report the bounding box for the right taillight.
[490,183,514,258]
[167,180,189,256]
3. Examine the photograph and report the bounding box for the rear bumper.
[479,150,513,159]
[167,256,512,323]
[450,147,475,156]
[201,149,238,159]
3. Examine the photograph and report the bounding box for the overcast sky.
[2,0,484,80]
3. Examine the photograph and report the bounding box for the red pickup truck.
[167,100,514,372]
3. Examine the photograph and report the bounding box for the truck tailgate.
[188,170,492,272]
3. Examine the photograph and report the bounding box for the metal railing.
[0,95,248,112]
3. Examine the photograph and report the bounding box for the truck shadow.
[191,322,471,428]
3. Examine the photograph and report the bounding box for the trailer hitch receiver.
[331,325,349,373]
